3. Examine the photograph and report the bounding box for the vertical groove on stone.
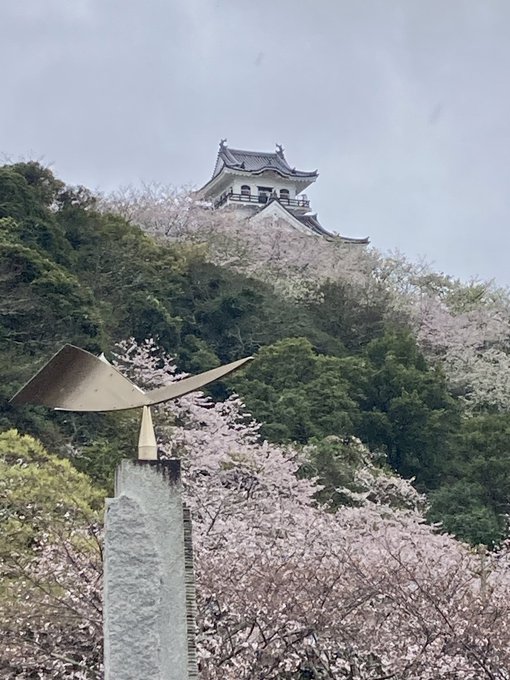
[183,505,198,679]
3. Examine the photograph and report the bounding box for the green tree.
[356,332,460,488]
[429,413,510,545]
[58,205,186,347]
[0,429,103,560]
[175,260,326,366]
[234,338,357,443]
[303,278,392,352]
[0,163,70,263]
[428,481,502,547]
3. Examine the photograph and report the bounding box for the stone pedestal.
[104,459,197,680]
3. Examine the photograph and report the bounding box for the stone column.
[104,459,197,680]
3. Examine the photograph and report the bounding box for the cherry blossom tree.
[100,185,379,297]
[2,529,103,679]
[5,340,509,679]
[119,340,510,680]
[0,430,103,679]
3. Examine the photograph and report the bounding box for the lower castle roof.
[253,198,369,245]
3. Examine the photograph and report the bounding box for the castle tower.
[195,140,369,244]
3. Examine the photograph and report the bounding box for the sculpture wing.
[11,345,252,412]
[144,356,253,405]
[10,344,150,411]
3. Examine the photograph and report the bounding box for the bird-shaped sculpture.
[11,344,252,459]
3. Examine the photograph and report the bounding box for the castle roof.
[284,206,369,244]
[196,140,370,245]
[251,198,370,245]
[212,140,318,181]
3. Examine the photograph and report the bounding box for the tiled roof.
[213,141,318,180]
[293,211,369,244]
[294,213,333,237]
[255,199,370,244]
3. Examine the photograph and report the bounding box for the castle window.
[280,189,290,203]
[240,185,251,199]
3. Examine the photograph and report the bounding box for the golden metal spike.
[138,406,158,460]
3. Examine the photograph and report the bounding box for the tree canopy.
[2,161,510,547]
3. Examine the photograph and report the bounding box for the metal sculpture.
[11,344,252,459]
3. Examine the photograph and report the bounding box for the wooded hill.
[1,161,509,547]
[2,162,510,679]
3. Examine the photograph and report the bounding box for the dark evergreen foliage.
[1,162,508,546]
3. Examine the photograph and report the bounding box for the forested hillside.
[2,163,510,679]
[3,162,509,544]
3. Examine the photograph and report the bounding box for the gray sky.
[2,1,510,286]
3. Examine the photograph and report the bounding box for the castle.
[195,140,369,245]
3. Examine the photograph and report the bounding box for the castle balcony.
[214,190,310,211]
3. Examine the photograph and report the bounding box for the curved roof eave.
[252,199,370,244]
[221,163,318,180]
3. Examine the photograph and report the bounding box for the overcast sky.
[2,1,510,286]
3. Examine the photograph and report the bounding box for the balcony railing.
[214,191,310,210]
